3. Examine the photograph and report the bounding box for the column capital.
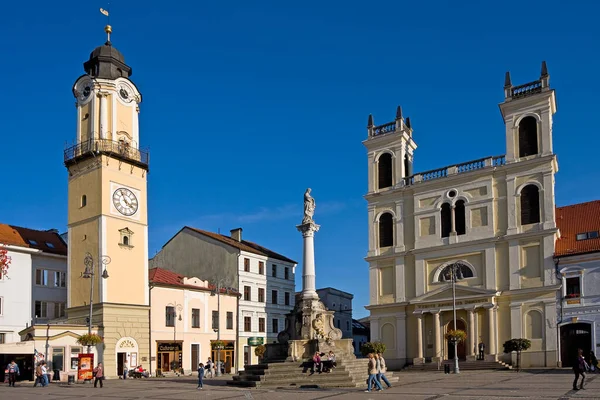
[296,222,320,237]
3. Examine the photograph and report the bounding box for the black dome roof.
[83,41,132,79]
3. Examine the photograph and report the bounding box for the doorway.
[191,344,200,371]
[447,320,467,360]
[117,352,126,376]
[161,353,170,371]
[560,323,592,368]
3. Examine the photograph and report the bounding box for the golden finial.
[104,25,112,43]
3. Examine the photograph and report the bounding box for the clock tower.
[65,24,150,376]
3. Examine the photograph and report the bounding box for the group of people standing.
[365,352,392,392]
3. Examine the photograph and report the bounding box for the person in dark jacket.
[6,360,20,387]
[573,348,588,390]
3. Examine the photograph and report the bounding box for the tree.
[0,246,11,279]
[503,338,531,371]
[360,342,387,357]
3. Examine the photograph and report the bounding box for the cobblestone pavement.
[1,369,598,399]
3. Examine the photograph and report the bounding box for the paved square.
[0,369,598,399]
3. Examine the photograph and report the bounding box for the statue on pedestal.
[302,188,316,224]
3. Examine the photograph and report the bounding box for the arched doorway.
[447,320,466,361]
[560,323,592,367]
[115,337,139,377]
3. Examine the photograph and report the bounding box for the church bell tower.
[64,24,150,376]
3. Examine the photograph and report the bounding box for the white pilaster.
[487,306,497,356]
[398,144,406,183]
[542,172,555,229]
[367,153,375,193]
[367,205,376,256]
[510,303,522,339]
[394,201,405,251]
[509,240,521,290]
[415,257,426,297]
[484,245,497,290]
[99,93,108,139]
[395,257,406,303]
[370,317,380,342]
[395,314,407,360]
[507,177,518,234]
[369,265,378,306]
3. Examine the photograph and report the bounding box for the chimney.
[230,228,243,242]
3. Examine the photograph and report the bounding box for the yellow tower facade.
[64,26,150,377]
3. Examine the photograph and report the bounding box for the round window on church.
[448,190,457,198]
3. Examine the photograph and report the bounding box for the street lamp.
[167,302,183,373]
[443,262,465,374]
[82,252,111,354]
[210,279,229,377]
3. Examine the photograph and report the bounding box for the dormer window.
[28,239,38,246]
[45,242,55,249]
[576,231,599,241]
[119,227,134,248]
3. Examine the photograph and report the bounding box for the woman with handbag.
[93,363,104,388]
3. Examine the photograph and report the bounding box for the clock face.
[112,188,138,216]
[118,84,131,101]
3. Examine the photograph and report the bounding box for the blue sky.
[1,1,599,318]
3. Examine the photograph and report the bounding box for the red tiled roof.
[0,224,67,256]
[555,200,600,257]
[185,227,297,264]
[149,267,238,294]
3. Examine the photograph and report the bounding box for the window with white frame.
[35,300,48,318]
[54,302,66,318]
[54,271,66,288]
[565,276,581,298]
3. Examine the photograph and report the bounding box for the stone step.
[405,360,511,371]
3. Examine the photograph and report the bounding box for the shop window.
[52,347,65,371]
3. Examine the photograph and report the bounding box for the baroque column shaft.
[487,306,497,355]
[468,309,475,356]
[433,312,441,359]
[416,315,424,359]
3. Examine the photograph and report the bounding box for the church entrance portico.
[411,285,499,365]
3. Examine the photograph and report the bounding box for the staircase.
[404,359,512,371]
[228,358,399,388]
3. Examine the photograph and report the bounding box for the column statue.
[302,188,316,224]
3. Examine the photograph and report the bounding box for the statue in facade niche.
[302,188,316,224]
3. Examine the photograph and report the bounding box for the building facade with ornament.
[364,62,561,369]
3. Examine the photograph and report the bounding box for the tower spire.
[504,71,512,88]
[367,114,374,128]
[396,105,403,120]
[100,6,111,44]
[540,61,548,78]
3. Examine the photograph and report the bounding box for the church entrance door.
[447,320,467,361]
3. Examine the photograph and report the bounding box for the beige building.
[364,62,560,368]
[149,268,238,374]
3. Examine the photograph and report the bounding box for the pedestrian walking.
[573,348,588,390]
[478,338,485,360]
[204,358,213,378]
[41,362,49,386]
[364,353,383,392]
[6,360,20,387]
[93,362,104,388]
[376,352,392,389]
[122,360,128,380]
[197,363,204,389]
[33,363,44,387]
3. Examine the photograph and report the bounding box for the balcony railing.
[402,155,506,186]
[372,122,397,136]
[64,139,149,170]
[511,80,542,99]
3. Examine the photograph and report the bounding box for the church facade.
[364,63,560,368]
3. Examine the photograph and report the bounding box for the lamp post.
[82,252,111,354]
[444,262,464,374]
[210,279,228,377]
[167,302,183,373]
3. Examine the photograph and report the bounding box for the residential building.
[150,227,297,369]
[149,268,238,374]
[351,319,370,357]
[315,287,354,338]
[0,224,67,344]
[364,63,560,368]
[554,200,600,367]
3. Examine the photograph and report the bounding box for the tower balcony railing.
[509,80,543,99]
[64,138,149,170]
[402,155,505,186]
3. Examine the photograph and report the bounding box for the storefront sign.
[78,353,94,381]
[247,337,264,346]
[157,343,182,352]
[210,340,235,350]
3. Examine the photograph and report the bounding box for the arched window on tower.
[518,116,538,157]
[441,203,451,238]
[377,153,393,189]
[455,200,466,235]
[520,185,540,225]
[379,212,394,248]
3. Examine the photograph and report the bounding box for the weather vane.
[100,3,111,43]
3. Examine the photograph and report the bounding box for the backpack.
[36,366,43,377]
